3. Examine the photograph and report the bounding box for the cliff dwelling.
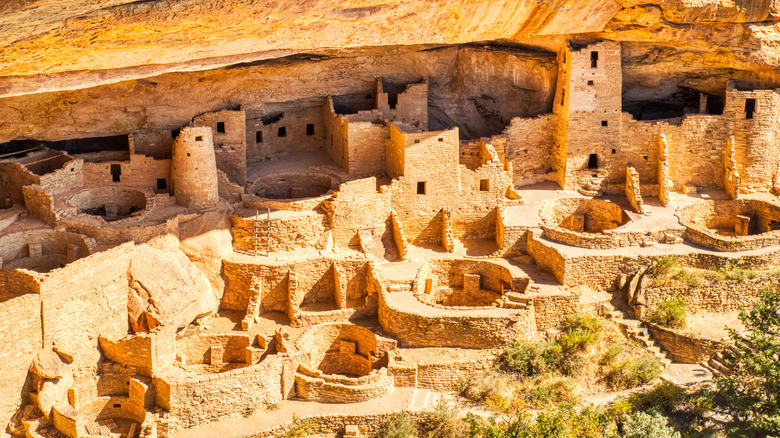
[1,2,780,437]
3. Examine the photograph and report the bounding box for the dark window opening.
[256,131,263,143]
[611,149,616,154]
[414,139,420,144]
[186,153,190,157]
[171,129,180,139]
[195,136,203,142]
[643,156,648,160]
[216,122,225,133]
[110,164,121,182]
[588,80,594,86]
[745,98,756,119]
[306,124,315,135]
[587,154,598,169]
[591,51,599,68]
[157,178,167,190]
[438,138,444,142]
[278,127,287,137]
[113,404,121,409]
[417,181,426,195]
[706,94,725,115]
[479,179,490,191]
[601,120,608,127]
[561,89,565,106]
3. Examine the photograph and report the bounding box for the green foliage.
[500,339,558,376]
[647,297,687,328]
[375,412,416,438]
[707,263,757,281]
[604,356,662,390]
[419,400,469,438]
[465,404,617,438]
[276,415,313,438]
[625,378,717,436]
[523,378,576,408]
[619,411,680,438]
[501,313,602,377]
[716,289,780,437]
[649,257,703,287]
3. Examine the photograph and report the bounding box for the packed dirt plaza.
[2,2,780,437]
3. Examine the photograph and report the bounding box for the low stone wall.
[644,322,725,364]
[378,292,536,349]
[533,293,581,331]
[541,226,682,250]
[295,367,394,403]
[241,193,330,212]
[229,210,327,252]
[680,199,780,251]
[636,276,780,313]
[155,355,290,433]
[388,354,498,392]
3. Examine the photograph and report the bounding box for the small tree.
[716,289,780,437]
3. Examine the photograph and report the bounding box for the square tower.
[553,40,622,190]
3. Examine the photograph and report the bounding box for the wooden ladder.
[253,209,270,256]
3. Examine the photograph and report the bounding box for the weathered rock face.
[0,45,557,142]
[0,0,618,96]
[128,236,218,332]
[3,1,780,143]
[29,349,73,419]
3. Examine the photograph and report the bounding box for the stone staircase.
[409,388,440,411]
[700,351,730,377]
[577,173,607,197]
[604,304,673,368]
[500,291,534,309]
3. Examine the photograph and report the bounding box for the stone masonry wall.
[0,293,42,429]
[38,242,134,376]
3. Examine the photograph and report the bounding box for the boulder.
[179,212,234,301]
[29,349,72,419]
[129,237,218,332]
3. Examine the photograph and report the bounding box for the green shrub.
[707,263,757,281]
[524,379,576,408]
[654,256,678,275]
[419,400,469,438]
[647,297,687,328]
[276,415,313,438]
[500,339,557,376]
[375,412,416,438]
[620,410,680,438]
[605,357,662,390]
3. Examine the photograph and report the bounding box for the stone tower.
[170,126,219,209]
[553,40,622,190]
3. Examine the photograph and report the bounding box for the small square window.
[278,127,287,137]
[587,80,594,86]
[611,149,616,154]
[438,138,444,142]
[601,120,608,127]
[479,179,489,191]
[216,122,225,133]
[256,131,263,143]
[195,136,203,142]
[643,156,648,160]
[414,139,420,144]
[306,124,315,135]
[590,51,599,68]
[745,98,756,119]
[417,181,426,195]
[157,178,167,190]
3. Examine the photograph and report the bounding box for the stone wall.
[636,277,780,314]
[38,242,134,376]
[99,330,177,377]
[131,130,174,159]
[680,199,780,251]
[378,292,536,349]
[0,293,42,428]
[0,229,92,272]
[230,210,328,253]
[322,177,391,248]
[245,106,324,162]
[644,322,725,364]
[533,293,580,331]
[193,109,247,183]
[496,114,554,186]
[156,355,289,433]
[295,368,394,403]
